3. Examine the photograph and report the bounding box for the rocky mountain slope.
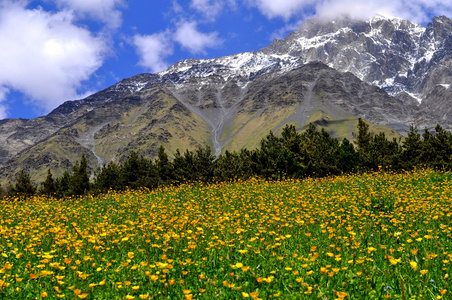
[1,14,451,185]
[263,15,452,126]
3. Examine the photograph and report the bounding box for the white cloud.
[314,0,452,24]
[247,0,316,20]
[248,0,452,25]
[0,2,107,114]
[172,0,184,13]
[132,21,223,72]
[53,0,125,29]
[190,0,224,21]
[133,32,173,73]
[0,87,8,119]
[174,21,223,54]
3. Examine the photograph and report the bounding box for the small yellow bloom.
[389,258,401,265]
[150,275,159,281]
[420,269,428,275]
[41,292,48,298]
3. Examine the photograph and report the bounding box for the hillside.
[1,15,452,184]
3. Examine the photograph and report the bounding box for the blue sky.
[0,0,451,120]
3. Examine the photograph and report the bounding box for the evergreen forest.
[3,118,452,199]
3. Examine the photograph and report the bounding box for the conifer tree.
[10,170,36,199]
[193,145,215,182]
[93,162,123,192]
[40,169,56,197]
[55,171,71,198]
[354,118,372,167]
[155,145,173,183]
[401,125,423,169]
[338,138,358,173]
[70,154,90,195]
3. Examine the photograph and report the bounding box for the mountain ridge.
[1,14,451,185]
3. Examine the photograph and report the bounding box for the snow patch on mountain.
[109,14,452,112]
[159,52,302,83]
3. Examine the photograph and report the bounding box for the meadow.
[0,169,451,299]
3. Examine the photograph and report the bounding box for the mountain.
[1,14,451,185]
[263,15,452,127]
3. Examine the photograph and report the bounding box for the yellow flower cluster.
[0,169,450,298]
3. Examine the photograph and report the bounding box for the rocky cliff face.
[1,15,451,184]
[263,15,452,128]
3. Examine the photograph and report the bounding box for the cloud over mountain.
[174,21,223,55]
[248,0,452,24]
[133,32,173,73]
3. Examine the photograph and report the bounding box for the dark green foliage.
[172,146,215,182]
[70,154,90,196]
[121,151,159,189]
[193,146,216,182]
[421,124,452,169]
[300,124,340,177]
[354,117,372,167]
[338,138,358,173]
[256,130,285,179]
[155,145,173,184]
[55,171,71,198]
[9,170,36,199]
[367,132,400,170]
[356,117,371,152]
[400,125,422,169]
[39,169,56,197]
[214,149,255,181]
[279,125,305,177]
[93,162,122,193]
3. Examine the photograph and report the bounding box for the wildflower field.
[0,170,451,299]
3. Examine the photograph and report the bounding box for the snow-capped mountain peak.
[108,14,452,128]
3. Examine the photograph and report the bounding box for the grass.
[0,169,451,299]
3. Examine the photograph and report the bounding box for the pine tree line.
[2,119,452,200]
